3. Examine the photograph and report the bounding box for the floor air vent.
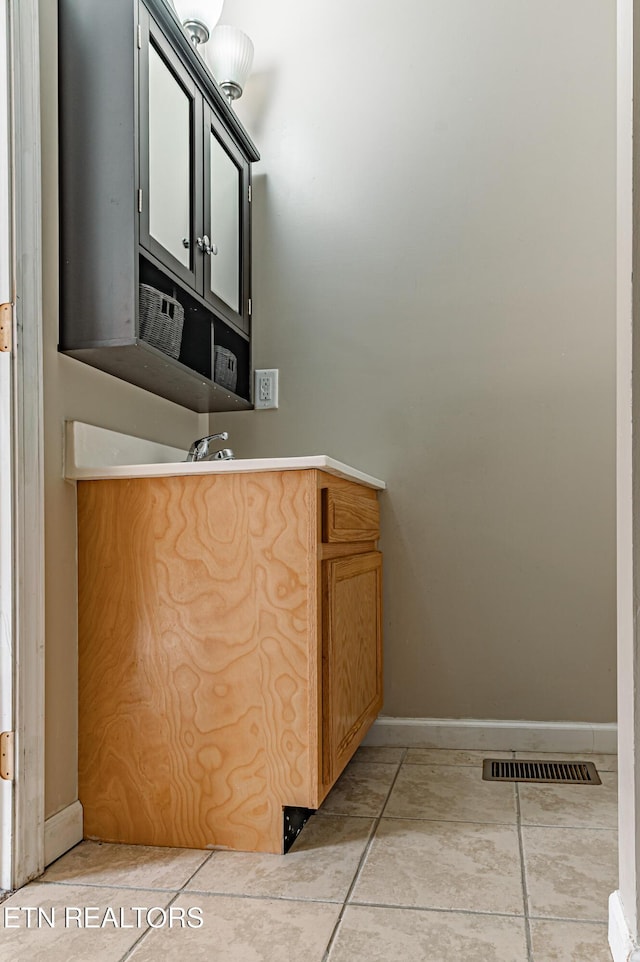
[482,759,601,785]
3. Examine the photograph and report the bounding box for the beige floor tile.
[515,752,618,773]
[384,764,517,824]
[522,826,617,921]
[328,905,528,962]
[42,841,209,890]
[184,814,373,902]
[320,762,398,817]
[529,919,611,961]
[0,881,175,962]
[128,893,340,962]
[352,746,405,765]
[352,818,525,915]
[405,749,512,767]
[519,772,617,829]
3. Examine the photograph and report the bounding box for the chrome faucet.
[186,432,235,462]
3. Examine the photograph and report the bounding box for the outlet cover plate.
[254,369,279,409]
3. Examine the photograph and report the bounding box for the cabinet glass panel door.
[147,44,192,270]
[208,131,240,313]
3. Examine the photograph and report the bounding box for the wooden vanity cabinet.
[77,469,382,854]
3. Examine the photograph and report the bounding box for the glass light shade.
[206,25,254,100]
[172,0,224,35]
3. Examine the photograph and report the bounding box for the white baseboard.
[609,890,640,962]
[44,800,83,867]
[362,717,618,754]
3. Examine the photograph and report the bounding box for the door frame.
[0,0,46,892]
[0,0,12,893]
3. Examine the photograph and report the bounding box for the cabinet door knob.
[197,235,213,255]
[182,238,190,248]
[197,235,218,256]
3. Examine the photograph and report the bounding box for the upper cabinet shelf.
[58,0,260,413]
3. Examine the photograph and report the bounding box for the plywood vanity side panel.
[78,470,317,854]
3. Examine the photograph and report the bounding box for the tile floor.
[0,747,617,961]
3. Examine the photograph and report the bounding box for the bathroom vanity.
[72,452,384,854]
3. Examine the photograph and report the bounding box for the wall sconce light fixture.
[172,0,224,48]
[206,25,254,103]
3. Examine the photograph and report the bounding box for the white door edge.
[0,345,13,892]
[0,0,14,893]
[4,0,46,891]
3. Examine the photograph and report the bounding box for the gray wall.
[214,0,617,721]
[39,0,207,818]
[39,0,617,819]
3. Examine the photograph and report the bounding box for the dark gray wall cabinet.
[58,0,260,413]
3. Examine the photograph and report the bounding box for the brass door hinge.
[0,303,12,353]
[0,732,14,781]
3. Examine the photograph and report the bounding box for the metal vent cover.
[482,759,601,785]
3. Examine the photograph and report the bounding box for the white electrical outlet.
[254,369,279,409]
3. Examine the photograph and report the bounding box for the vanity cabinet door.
[322,551,383,786]
[139,9,202,291]
[203,104,251,334]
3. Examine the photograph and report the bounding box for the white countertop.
[68,455,385,489]
[64,423,386,490]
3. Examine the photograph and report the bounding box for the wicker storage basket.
[139,284,184,360]
[213,345,238,392]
